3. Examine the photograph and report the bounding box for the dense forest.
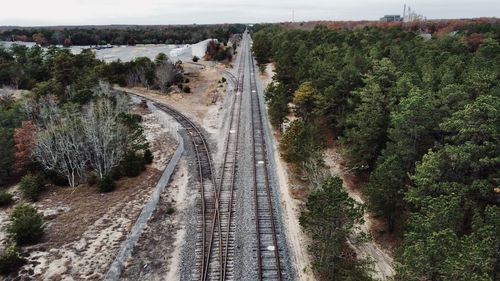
[252,23,500,280]
[0,24,246,46]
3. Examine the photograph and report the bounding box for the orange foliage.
[14,121,37,173]
[466,33,484,52]
[280,18,500,34]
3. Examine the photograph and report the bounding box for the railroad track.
[122,90,220,281]
[145,35,247,281]
[207,36,247,281]
[152,103,222,281]
[123,42,246,280]
[247,35,284,280]
[122,32,285,280]
[223,70,238,90]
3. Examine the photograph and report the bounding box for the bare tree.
[0,87,14,106]
[126,64,151,88]
[155,60,183,93]
[23,95,61,128]
[302,155,329,189]
[33,115,87,188]
[82,97,128,179]
[30,88,145,187]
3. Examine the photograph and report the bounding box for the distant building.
[191,39,217,58]
[380,15,403,22]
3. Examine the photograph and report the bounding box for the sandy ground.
[115,60,234,165]
[260,63,316,281]
[120,158,191,280]
[0,41,193,63]
[272,145,316,281]
[0,107,177,280]
[0,87,29,100]
[324,148,395,280]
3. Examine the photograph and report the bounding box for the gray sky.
[1,0,499,26]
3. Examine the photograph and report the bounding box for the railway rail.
[209,37,247,281]
[247,35,284,280]
[153,103,221,281]
[122,31,286,281]
[123,90,220,281]
[223,70,238,90]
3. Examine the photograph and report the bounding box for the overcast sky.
[1,0,499,26]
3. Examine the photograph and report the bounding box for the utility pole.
[403,3,406,21]
[291,9,295,23]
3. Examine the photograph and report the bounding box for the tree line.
[0,24,246,46]
[252,23,500,280]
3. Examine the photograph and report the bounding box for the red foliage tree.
[63,38,72,48]
[14,121,37,173]
[205,39,219,59]
[127,38,137,46]
[32,33,48,46]
[13,35,29,42]
[466,33,484,52]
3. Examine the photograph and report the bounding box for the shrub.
[0,192,13,207]
[184,78,190,83]
[111,167,123,180]
[0,245,25,275]
[118,113,142,127]
[87,174,98,186]
[183,86,191,93]
[166,207,175,215]
[259,64,266,74]
[42,170,68,186]
[143,149,154,164]
[192,56,199,62]
[221,77,226,83]
[98,175,115,193]
[7,204,44,245]
[19,174,42,202]
[121,151,144,177]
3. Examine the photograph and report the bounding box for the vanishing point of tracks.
[200,34,247,281]
[125,32,285,281]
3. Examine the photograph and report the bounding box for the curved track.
[152,103,221,281]
[124,91,219,281]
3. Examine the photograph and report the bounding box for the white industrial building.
[191,38,217,58]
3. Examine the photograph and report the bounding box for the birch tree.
[154,56,183,93]
[33,113,87,188]
[82,97,128,179]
